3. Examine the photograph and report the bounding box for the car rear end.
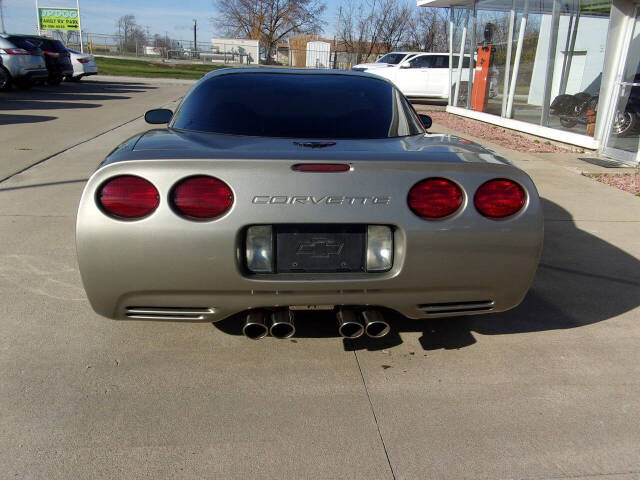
[0,35,48,88]
[68,49,98,80]
[76,152,543,327]
[76,70,543,339]
[40,39,73,83]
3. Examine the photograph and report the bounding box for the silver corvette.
[76,68,543,340]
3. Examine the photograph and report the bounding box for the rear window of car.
[171,72,424,139]
[6,36,39,51]
[377,53,407,65]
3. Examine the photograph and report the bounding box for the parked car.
[351,51,422,72]
[0,34,48,90]
[65,49,98,82]
[18,36,73,85]
[76,69,543,341]
[357,52,470,100]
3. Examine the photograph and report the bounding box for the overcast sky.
[1,0,347,44]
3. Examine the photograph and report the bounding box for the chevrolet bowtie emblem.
[296,239,344,258]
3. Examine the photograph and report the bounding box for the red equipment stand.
[471,46,492,112]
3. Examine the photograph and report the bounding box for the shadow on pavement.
[0,113,57,125]
[0,101,102,111]
[0,78,159,123]
[213,198,640,350]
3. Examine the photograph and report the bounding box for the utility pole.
[193,19,197,54]
[0,0,6,34]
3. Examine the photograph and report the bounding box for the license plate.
[275,225,365,273]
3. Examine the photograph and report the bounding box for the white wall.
[528,15,609,105]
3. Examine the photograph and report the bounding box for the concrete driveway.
[1,77,639,479]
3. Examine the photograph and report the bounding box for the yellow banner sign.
[38,7,80,31]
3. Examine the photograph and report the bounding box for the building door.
[601,8,640,165]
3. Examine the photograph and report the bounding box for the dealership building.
[417,0,640,165]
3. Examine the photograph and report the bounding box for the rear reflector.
[293,164,350,172]
[1,48,30,55]
[407,178,463,219]
[98,175,159,219]
[474,179,525,218]
[171,176,233,219]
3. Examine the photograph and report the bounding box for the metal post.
[454,9,470,107]
[467,2,477,109]
[506,0,528,118]
[559,11,580,96]
[35,0,40,35]
[76,0,84,52]
[502,0,516,117]
[449,8,454,106]
[0,0,6,34]
[541,0,561,126]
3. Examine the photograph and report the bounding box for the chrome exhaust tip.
[269,310,295,339]
[242,311,269,340]
[337,309,365,339]
[362,310,391,338]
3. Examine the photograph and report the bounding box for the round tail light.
[171,176,233,220]
[98,175,159,219]
[408,178,463,219]
[474,179,525,218]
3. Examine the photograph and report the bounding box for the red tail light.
[171,176,233,220]
[98,176,159,219]
[474,179,525,218]
[2,48,30,55]
[44,50,61,58]
[408,178,463,219]
[77,58,91,63]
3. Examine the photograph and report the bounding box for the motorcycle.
[551,89,640,137]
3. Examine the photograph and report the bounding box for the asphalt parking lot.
[1,77,639,479]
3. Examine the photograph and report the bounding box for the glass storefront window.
[449,0,611,138]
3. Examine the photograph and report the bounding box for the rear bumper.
[77,160,544,323]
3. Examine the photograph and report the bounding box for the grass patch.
[94,56,226,79]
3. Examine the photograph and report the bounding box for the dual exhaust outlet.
[242,308,390,340]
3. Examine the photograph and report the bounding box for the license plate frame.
[274,225,366,273]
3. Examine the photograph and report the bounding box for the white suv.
[351,51,422,72]
[355,52,470,100]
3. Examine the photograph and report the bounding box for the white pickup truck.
[353,52,473,100]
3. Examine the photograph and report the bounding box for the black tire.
[68,76,82,82]
[612,110,637,137]
[560,117,578,128]
[47,76,62,86]
[0,67,11,91]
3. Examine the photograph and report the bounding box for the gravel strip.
[583,172,640,196]
[415,108,570,154]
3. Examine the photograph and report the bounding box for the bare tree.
[404,7,449,52]
[115,15,147,52]
[337,0,412,64]
[212,0,327,63]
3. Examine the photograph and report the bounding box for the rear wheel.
[68,76,82,82]
[612,110,637,137]
[47,76,62,86]
[560,117,578,128]
[0,68,11,91]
